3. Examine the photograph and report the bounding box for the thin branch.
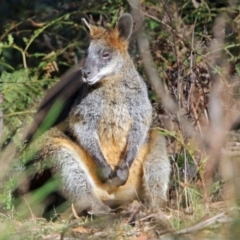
[175,210,233,235]
[143,11,175,33]
[187,19,197,113]
[4,110,36,118]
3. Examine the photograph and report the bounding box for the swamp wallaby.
[16,13,171,217]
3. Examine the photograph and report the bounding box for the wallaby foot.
[87,203,111,216]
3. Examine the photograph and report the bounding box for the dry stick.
[71,203,81,220]
[183,149,190,211]
[143,11,175,34]
[187,19,197,113]
[126,205,142,224]
[160,208,234,238]
[192,95,205,135]
[23,197,36,219]
[204,108,209,123]
[174,209,233,235]
[0,21,23,41]
[191,103,203,135]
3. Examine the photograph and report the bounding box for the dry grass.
[0,201,236,239]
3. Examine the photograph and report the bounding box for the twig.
[143,11,175,33]
[191,103,203,135]
[23,197,36,219]
[183,149,189,211]
[0,21,23,41]
[160,208,234,238]
[175,210,232,235]
[126,205,142,224]
[4,110,36,118]
[188,19,197,112]
[71,203,80,219]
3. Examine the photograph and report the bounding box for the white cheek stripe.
[87,62,119,84]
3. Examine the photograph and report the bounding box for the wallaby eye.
[101,51,110,59]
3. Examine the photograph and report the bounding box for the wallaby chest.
[99,81,134,166]
[72,78,138,167]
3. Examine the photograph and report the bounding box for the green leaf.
[149,20,159,30]
[7,34,14,45]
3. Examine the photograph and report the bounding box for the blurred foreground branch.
[128,0,178,113]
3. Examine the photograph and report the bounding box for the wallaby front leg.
[84,141,113,182]
[108,122,148,187]
[71,123,113,182]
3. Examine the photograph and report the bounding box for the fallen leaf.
[72,226,92,234]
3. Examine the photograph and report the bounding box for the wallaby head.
[81,13,133,85]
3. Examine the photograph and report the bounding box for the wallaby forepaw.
[97,165,113,183]
[108,166,129,187]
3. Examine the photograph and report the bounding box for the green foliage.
[0,178,16,210]
[0,70,56,141]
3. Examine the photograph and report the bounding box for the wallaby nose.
[82,69,91,79]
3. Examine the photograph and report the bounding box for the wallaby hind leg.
[40,129,111,215]
[143,131,171,208]
[56,151,111,215]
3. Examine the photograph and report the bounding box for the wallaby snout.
[81,57,99,85]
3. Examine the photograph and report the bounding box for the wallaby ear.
[117,13,133,41]
[81,18,93,35]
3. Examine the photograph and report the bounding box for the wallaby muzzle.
[81,65,98,85]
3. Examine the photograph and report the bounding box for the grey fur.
[38,128,111,214]
[117,13,133,40]
[143,134,171,207]
[54,140,110,213]
[72,52,152,186]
